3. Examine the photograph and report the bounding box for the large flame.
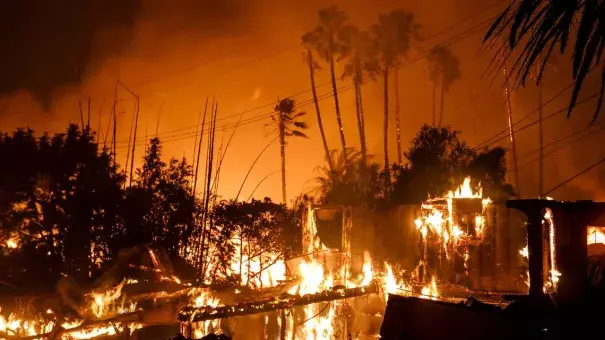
[448,177,483,199]
[89,280,129,318]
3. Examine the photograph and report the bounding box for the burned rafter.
[179,283,378,323]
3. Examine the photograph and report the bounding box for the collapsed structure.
[4,178,605,339]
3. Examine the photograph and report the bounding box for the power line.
[117,0,506,103]
[472,61,605,150]
[475,92,602,151]
[506,123,605,174]
[112,1,505,144]
[116,12,499,147]
[542,156,605,196]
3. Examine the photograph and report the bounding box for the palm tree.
[372,11,417,171]
[484,0,605,121]
[339,25,379,167]
[302,31,334,174]
[304,6,349,162]
[427,46,461,127]
[270,98,309,204]
[313,147,379,205]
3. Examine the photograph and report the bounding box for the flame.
[588,227,605,245]
[90,280,128,318]
[544,208,559,292]
[5,236,18,249]
[382,263,411,302]
[420,277,440,301]
[519,246,529,259]
[448,177,482,199]
[475,215,485,238]
[189,290,221,338]
[360,251,373,286]
[289,259,332,295]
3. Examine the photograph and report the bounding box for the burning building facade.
[4,177,593,340]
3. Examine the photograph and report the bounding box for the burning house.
[5,177,605,339]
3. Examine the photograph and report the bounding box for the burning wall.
[347,190,529,295]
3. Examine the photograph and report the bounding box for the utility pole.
[117,81,140,187]
[503,65,521,197]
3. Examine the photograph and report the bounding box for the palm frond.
[293,121,309,129]
[484,0,605,120]
[291,130,308,138]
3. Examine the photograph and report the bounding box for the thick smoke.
[0,0,603,201]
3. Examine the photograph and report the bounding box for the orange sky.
[1,0,604,204]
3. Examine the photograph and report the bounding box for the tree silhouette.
[0,125,124,284]
[210,198,294,288]
[427,46,461,127]
[372,11,418,170]
[484,0,605,121]
[270,98,309,204]
[339,25,379,167]
[304,6,349,162]
[313,148,382,206]
[302,30,334,174]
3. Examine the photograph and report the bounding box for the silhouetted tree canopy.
[484,0,605,121]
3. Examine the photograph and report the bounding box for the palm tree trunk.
[358,85,367,156]
[395,68,402,164]
[383,67,390,170]
[279,114,287,205]
[329,55,347,162]
[354,81,367,167]
[438,74,445,127]
[308,52,334,173]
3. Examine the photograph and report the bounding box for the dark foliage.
[484,0,605,121]
[316,125,514,206]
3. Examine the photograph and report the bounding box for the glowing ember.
[5,236,18,249]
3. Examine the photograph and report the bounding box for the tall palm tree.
[427,46,461,127]
[339,25,379,167]
[305,6,349,162]
[484,0,605,121]
[372,11,417,171]
[270,98,309,204]
[302,31,334,174]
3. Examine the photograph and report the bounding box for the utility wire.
[472,62,604,150]
[542,157,605,196]
[115,14,498,148]
[474,92,601,151]
[113,2,504,145]
[507,124,605,174]
[116,0,506,103]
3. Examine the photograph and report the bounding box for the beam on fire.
[179,283,378,323]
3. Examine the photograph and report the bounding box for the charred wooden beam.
[179,283,378,323]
